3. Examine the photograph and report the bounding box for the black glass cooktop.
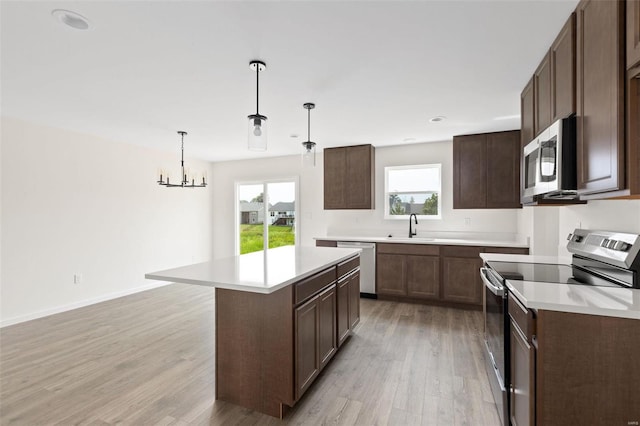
[486,261,620,288]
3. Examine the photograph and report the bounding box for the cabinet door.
[376,253,406,296]
[406,255,439,300]
[337,277,350,347]
[576,0,625,195]
[629,0,640,69]
[453,134,487,209]
[348,271,360,329]
[295,297,319,400]
[486,131,521,208]
[510,321,535,426]
[441,256,482,305]
[551,13,576,122]
[346,145,374,209]
[317,286,337,369]
[521,77,535,150]
[323,147,346,209]
[534,52,552,134]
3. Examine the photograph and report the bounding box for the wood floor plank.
[1,284,499,425]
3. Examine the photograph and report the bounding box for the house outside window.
[384,164,441,219]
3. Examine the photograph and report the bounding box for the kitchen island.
[146,245,361,418]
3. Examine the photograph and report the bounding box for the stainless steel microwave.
[522,116,577,203]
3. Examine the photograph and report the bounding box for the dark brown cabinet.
[534,52,552,134]
[576,0,626,196]
[629,0,640,69]
[317,285,337,370]
[348,271,360,330]
[406,255,439,299]
[324,144,375,210]
[520,77,535,150]
[337,268,360,347]
[376,244,440,299]
[376,243,527,307]
[550,13,576,122]
[441,247,483,306]
[295,295,320,400]
[509,295,535,426]
[453,130,521,209]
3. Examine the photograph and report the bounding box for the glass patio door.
[237,179,297,255]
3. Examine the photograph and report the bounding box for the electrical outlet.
[74,273,82,284]
[464,217,471,226]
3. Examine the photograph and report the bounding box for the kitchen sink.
[385,236,435,242]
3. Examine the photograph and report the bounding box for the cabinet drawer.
[440,245,482,258]
[337,256,360,278]
[509,293,535,342]
[377,243,440,256]
[295,267,337,305]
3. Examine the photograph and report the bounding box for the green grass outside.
[240,224,295,254]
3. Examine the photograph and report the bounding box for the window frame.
[383,164,442,220]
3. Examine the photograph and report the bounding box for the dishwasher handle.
[337,242,376,249]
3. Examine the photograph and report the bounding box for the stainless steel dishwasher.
[336,241,376,297]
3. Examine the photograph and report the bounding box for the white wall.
[210,141,523,259]
[0,118,213,326]
[517,200,640,257]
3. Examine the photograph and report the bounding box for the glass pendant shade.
[302,141,316,167]
[248,114,267,151]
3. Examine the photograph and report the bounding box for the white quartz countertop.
[315,236,529,248]
[481,253,640,320]
[145,246,360,294]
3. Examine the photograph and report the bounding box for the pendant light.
[302,103,317,167]
[157,131,207,188]
[248,60,267,151]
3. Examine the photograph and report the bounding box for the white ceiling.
[1,0,579,162]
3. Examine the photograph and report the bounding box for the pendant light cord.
[180,132,185,184]
[307,107,311,141]
[256,66,260,115]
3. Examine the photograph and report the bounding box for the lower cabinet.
[441,248,483,306]
[295,295,321,400]
[337,269,360,347]
[507,297,640,425]
[376,244,528,307]
[510,318,535,426]
[295,257,360,401]
[376,243,440,299]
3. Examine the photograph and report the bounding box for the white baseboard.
[0,281,172,328]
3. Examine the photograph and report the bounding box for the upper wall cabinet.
[551,13,577,122]
[520,77,535,150]
[453,130,521,209]
[629,0,640,69]
[534,52,552,134]
[576,0,626,196]
[522,14,576,146]
[324,144,375,210]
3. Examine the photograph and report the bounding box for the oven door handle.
[480,267,504,297]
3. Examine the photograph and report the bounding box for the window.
[384,164,441,219]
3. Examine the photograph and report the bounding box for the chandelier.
[157,131,207,188]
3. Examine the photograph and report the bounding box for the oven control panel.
[567,229,640,269]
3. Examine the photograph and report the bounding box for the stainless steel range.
[480,229,640,426]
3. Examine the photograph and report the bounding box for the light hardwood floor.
[0,284,500,425]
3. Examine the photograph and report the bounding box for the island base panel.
[215,287,294,418]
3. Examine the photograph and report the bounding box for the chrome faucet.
[409,213,418,238]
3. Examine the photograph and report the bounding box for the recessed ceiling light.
[429,116,446,123]
[52,9,90,30]
[403,137,416,142]
[290,134,299,139]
